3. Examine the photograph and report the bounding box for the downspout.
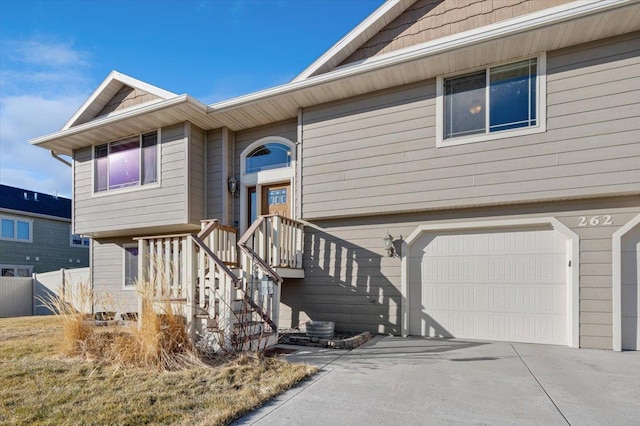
[50,151,71,167]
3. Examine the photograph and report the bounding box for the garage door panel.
[487,314,565,344]
[410,227,568,345]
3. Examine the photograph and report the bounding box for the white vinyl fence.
[0,267,90,317]
[0,277,33,317]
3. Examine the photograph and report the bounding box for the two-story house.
[31,0,639,351]
[0,184,89,276]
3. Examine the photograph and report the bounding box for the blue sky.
[0,0,381,198]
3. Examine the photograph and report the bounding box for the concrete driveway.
[235,336,640,425]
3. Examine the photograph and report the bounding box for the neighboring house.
[0,185,89,276]
[30,0,639,351]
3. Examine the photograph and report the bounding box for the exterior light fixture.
[227,177,239,198]
[383,231,395,257]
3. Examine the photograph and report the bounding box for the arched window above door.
[245,142,291,174]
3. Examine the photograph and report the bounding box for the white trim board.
[401,217,580,348]
[612,213,640,351]
[63,71,177,130]
[293,0,414,82]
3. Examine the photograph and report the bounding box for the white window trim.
[0,215,33,243]
[239,136,297,235]
[69,226,90,248]
[122,243,138,290]
[91,128,162,197]
[436,53,546,148]
[0,264,33,277]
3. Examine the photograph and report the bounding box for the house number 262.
[578,215,612,227]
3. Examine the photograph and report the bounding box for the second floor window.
[1,216,32,242]
[95,132,157,192]
[438,55,544,146]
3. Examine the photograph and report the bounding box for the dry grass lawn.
[0,316,316,425]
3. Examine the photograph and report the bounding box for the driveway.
[235,336,640,425]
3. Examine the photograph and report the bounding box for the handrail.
[199,219,238,240]
[135,232,193,241]
[192,235,240,285]
[238,241,283,283]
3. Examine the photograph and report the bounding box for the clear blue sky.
[0,0,382,198]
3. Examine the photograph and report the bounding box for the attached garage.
[402,218,579,347]
[613,213,640,351]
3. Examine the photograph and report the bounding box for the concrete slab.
[235,337,640,425]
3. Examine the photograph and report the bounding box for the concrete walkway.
[235,336,640,425]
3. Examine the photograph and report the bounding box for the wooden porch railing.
[199,219,238,267]
[238,214,304,270]
[135,217,286,350]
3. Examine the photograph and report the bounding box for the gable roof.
[0,184,71,220]
[62,71,177,130]
[30,0,639,154]
[292,0,416,82]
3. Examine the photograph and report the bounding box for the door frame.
[239,136,296,236]
[401,217,580,348]
[612,213,640,351]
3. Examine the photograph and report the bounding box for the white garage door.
[409,227,568,345]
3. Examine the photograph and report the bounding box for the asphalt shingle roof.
[0,184,71,219]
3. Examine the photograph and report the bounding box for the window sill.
[0,238,33,243]
[436,125,546,148]
[92,182,160,199]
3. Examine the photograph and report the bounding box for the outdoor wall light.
[227,177,239,198]
[383,231,395,257]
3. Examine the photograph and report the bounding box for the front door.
[261,183,291,218]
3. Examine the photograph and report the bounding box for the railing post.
[273,216,281,268]
[272,281,280,332]
[137,238,149,325]
[186,235,198,338]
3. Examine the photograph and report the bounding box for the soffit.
[209,1,640,131]
[31,96,220,155]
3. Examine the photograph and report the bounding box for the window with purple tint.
[95,132,157,192]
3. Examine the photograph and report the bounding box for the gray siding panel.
[189,123,206,223]
[302,34,640,220]
[0,215,89,274]
[280,196,640,349]
[206,129,223,221]
[74,123,193,236]
[92,237,137,313]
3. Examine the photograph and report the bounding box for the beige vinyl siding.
[91,237,138,313]
[233,119,297,226]
[280,196,640,349]
[189,123,206,223]
[73,123,195,236]
[95,86,159,118]
[341,0,574,66]
[206,129,223,221]
[302,33,640,220]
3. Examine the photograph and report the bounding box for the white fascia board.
[30,94,206,147]
[62,70,178,130]
[292,0,413,82]
[0,207,71,223]
[208,0,630,114]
